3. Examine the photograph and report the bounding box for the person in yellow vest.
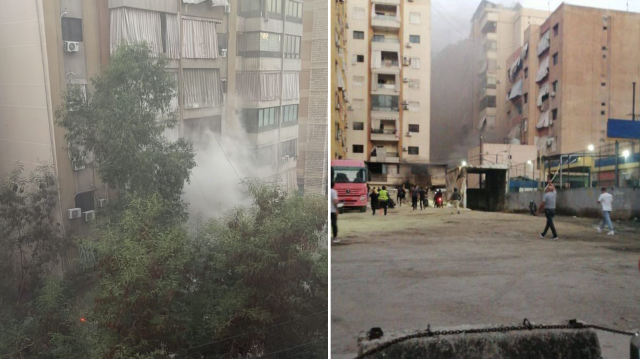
[378,186,389,216]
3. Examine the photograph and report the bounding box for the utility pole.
[479,135,483,189]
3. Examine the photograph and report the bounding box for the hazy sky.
[432,0,640,53]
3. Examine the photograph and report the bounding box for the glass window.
[353,8,365,20]
[281,139,297,157]
[409,35,420,44]
[352,145,364,153]
[258,110,264,127]
[408,124,419,132]
[353,122,364,130]
[408,146,419,155]
[353,31,364,40]
[61,17,83,42]
[284,35,301,59]
[333,167,367,183]
[409,12,421,24]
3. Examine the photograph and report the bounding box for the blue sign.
[607,119,640,139]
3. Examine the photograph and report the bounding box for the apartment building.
[524,4,640,156]
[471,1,548,145]
[0,0,304,233]
[345,0,431,185]
[296,0,328,195]
[332,0,349,160]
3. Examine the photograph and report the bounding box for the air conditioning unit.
[347,105,354,111]
[403,78,408,83]
[402,57,410,66]
[98,198,109,208]
[406,131,412,137]
[68,208,82,220]
[403,104,409,110]
[221,48,228,58]
[402,146,408,152]
[406,42,412,48]
[224,4,231,13]
[83,210,96,222]
[64,41,79,53]
[402,100,409,105]
[550,91,556,97]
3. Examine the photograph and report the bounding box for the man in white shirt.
[331,182,341,243]
[597,187,614,235]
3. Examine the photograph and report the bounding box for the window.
[237,32,282,57]
[524,68,529,78]
[410,57,420,69]
[353,31,364,39]
[258,107,278,127]
[74,191,94,212]
[372,34,385,42]
[552,109,558,120]
[602,102,606,106]
[353,122,364,130]
[552,80,558,92]
[408,146,419,155]
[602,82,606,86]
[286,0,303,21]
[408,101,420,112]
[282,105,298,124]
[409,12,421,24]
[553,52,558,65]
[602,46,607,50]
[353,76,364,87]
[255,144,276,165]
[553,23,559,36]
[284,35,301,59]
[408,124,419,132]
[409,35,420,44]
[603,54,607,59]
[524,93,528,104]
[353,7,365,20]
[371,95,399,111]
[356,54,364,62]
[353,145,364,153]
[409,79,420,89]
[281,138,297,157]
[603,26,607,30]
[524,119,528,132]
[601,110,606,115]
[267,0,283,14]
[240,0,261,13]
[61,17,83,42]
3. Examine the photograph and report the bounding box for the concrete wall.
[507,187,640,220]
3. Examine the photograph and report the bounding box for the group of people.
[368,186,390,216]
[536,184,615,240]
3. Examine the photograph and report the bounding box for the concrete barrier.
[358,327,603,359]
[506,187,640,220]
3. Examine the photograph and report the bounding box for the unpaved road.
[331,205,640,359]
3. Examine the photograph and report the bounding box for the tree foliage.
[56,42,196,203]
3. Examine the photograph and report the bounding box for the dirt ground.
[331,204,640,359]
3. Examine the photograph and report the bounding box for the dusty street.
[331,205,640,359]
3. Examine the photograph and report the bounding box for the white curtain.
[508,79,523,100]
[166,14,180,59]
[537,83,549,107]
[371,50,381,69]
[182,16,219,59]
[536,110,550,129]
[536,56,550,83]
[282,72,299,101]
[110,7,163,55]
[537,30,550,56]
[183,69,223,109]
[237,72,281,101]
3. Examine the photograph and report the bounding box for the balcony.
[371,129,399,142]
[370,153,400,163]
[371,95,399,114]
[480,11,498,34]
[372,73,399,95]
[372,4,400,31]
[372,36,400,53]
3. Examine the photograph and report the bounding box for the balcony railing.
[372,106,399,112]
[372,37,400,43]
[374,14,398,22]
[376,83,396,90]
[381,60,399,67]
[371,129,397,134]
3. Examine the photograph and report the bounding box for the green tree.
[56,42,195,204]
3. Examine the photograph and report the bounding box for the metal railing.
[371,129,397,134]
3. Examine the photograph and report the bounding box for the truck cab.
[331,159,368,212]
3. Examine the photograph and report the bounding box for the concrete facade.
[471,1,549,145]
[342,0,431,185]
[297,0,328,195]
[331,0,348,160]
[528,4,640,156]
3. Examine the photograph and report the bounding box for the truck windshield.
[332,167,367,183]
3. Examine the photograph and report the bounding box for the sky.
[431,0,640,53]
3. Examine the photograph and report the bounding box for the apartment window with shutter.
[281,138,297,157]
[409,101,420,112]
[282,105,298,124]
[353,145,364,153]
[353,122,364,130]
[408,146,419,155]
[356,54,364,62]
[353,31,364,39]
[410,57,421,69]
[408,124,419,132]
[409,35,420,44]
[284,35,301,59]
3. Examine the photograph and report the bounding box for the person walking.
[331,182,340,243]
[450,187,462,214]
[597,187,614,235]
[411,186,419,210]
[537,184,558,240]
[370,187,379,216]
[378,186,389,216]
[418,186,426,210]
[397,185,406,207]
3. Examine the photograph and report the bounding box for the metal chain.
[354,319,636,359]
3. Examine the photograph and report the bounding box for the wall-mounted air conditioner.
[98,198,109,208]
[64,41,79,53]
[224,4,231,13]
[83,210,96,222]
[406,131,412,137]
[221,49,227,58]
[403,78,408,83]
[68,208,82,220]
[402,57,410,66]
[550,91,556,97]
[406,42,412,48]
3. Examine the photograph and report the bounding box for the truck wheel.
[360,206,367,213]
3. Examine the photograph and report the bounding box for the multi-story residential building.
[527,4,640,156]
[0,0,304,235]
[332,0,349,160]
[297,0,328,195]
[471,1,548,145]
[345,0,431,185]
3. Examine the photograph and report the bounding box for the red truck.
[331,159,368,212]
